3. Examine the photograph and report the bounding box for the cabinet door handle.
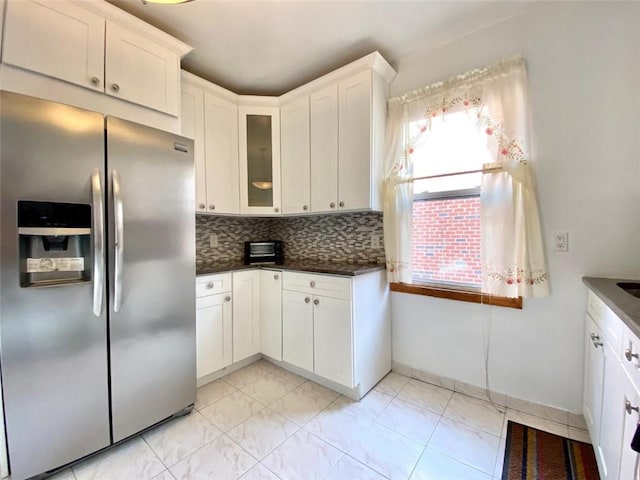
[198,203,205,209]
[225,296,231,302]
[330,202,335,208]
[111,83,120,92]
[206,282,214,289]
[274,274,279,280]
[209,204,215,210]
[314,299,319,305]
[339,201,345,207]
[274,207,280,213]
[303,205,308,211]
[590,333,603,348]
[626,348,639,362]
[304,297,310,303]
[627,400,640,415]
[91,76,100,86]
[310,281,316,287]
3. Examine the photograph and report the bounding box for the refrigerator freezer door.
[0,92,110,479]
[106,116,196,442]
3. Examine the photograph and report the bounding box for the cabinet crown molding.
[76,0,193,56]
[181,51,396,105]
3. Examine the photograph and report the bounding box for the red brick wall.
[412,196,481,286]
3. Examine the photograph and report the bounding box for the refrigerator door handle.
[91,168,105,317]
[113,169,124,312]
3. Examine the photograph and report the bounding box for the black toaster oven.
[244,240,284,264]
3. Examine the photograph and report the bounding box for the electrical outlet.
[209,233,218,248]
[371,234,380,249]
[554,231,569,252]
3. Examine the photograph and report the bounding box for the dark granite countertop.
[197,261,385,277]
[583,277,640,339]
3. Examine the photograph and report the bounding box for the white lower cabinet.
[313,295,353,387]
[598,341,624,479]
[584,288,640,480]
[282,270,390,397]
[282,290,314,371]
[196,268,390,399]
[232,270,261,363]
[196,292,232,378]
[584,316,605,444]
[260,270,283,361]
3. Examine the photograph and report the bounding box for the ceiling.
[106,0,530,96]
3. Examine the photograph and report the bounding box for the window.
[410,109,492,290]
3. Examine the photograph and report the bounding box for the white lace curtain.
[383,56,549,298]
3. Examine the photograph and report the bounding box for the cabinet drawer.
[196,291,232,309]
[283,271,351,300]
[622,326,640,389]
[587,290,623,358]
[196,273,232,297]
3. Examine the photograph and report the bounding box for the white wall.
[390,2,640,413]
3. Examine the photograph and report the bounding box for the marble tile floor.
[50,360,591,480]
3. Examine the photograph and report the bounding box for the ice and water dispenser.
[18,201,92,287]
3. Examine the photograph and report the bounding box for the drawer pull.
[330,202,335,208]
[111,83,120,92]
[310,281,316,288]
[314,299,319,305]
[206,282,214,289]
[304,297,310,304]
[591,333,603,348]
[225,296,231,302]
[198,203,205,209]
[626,348,639,362]
[626,400,640,415]
[274,274,279,280]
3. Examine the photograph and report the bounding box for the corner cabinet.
[238,105,281,215]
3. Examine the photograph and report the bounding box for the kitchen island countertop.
[583,276,640,339]
[197,261,385,277]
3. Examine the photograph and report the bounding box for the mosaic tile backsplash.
[196,212,385,267]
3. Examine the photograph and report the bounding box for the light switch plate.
[371,235,380,249]
[209,233,218,248]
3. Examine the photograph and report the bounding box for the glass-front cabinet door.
[238,105,281,215]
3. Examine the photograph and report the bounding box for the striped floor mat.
[502,421,600,479]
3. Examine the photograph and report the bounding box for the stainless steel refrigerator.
[0,91,196,480]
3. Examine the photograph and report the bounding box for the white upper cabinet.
[180,82,206,212]
[280,96,311,214]
[310,84,339,213]
[338,70,376,211]
[1,0,191,119]
[238,105,281,215]
[2,0,105,92]
[105,21,179,115]
[204,93,240,214]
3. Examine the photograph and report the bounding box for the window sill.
[390,282,523,309]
